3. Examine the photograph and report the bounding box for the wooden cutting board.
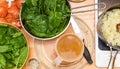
[33,16,94,69]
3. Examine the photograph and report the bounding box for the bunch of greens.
[0,23,28,69]
[21,0,70,38]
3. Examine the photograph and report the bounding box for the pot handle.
[71,3,106,14]
[107,47,118,69]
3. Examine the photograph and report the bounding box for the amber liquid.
[57,34,83,61]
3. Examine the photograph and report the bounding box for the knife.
[70,16,93,64]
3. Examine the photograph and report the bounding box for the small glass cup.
[54,33,84,66]
[26,58,40,69]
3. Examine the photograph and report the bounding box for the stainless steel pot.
[20,0,71,40]
[97,3,120,69]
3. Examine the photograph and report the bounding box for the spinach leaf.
[10,36,26,49]
[32,15,47,33]
[48,11,62,28]
[31,0,38,6]
[25,0,31,7]
[22,7,38,20]
[0,54,6,69]
[44,0,57,11]
[4,36,11,45]
[3,53,12,60]
[0,45,12,53]
[15,47,28,68]
[6,61,14,68]
[0,35,4,45]
[26,15,48,37]
[6,27,16,36]
[13,32,22,38]
[0,27,7,35]
[38,0,45,14]
[31,29,47,37]
[13,49,20,57]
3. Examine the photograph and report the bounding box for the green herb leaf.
[0,54,6,69]
[31,0,38,6]
[48,11,62,28]
[15,47,28,68]
[13,32,22,38]
[0,45,12,53]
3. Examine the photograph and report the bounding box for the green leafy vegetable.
[12,32,22,38]
[21,0,70,38]
[48,11,62,28]
[0,23,28,69]
[16,47,28,68]
[0,54,6,69]
[0,45,12,53]
[31,0,38,6]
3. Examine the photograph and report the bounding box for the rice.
[101,9,120,46]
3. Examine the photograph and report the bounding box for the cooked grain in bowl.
[101,9,120,46]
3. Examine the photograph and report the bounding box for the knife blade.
[70,16,93,64]
[70,16,83,39]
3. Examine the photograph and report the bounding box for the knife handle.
[83,46,93,64]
